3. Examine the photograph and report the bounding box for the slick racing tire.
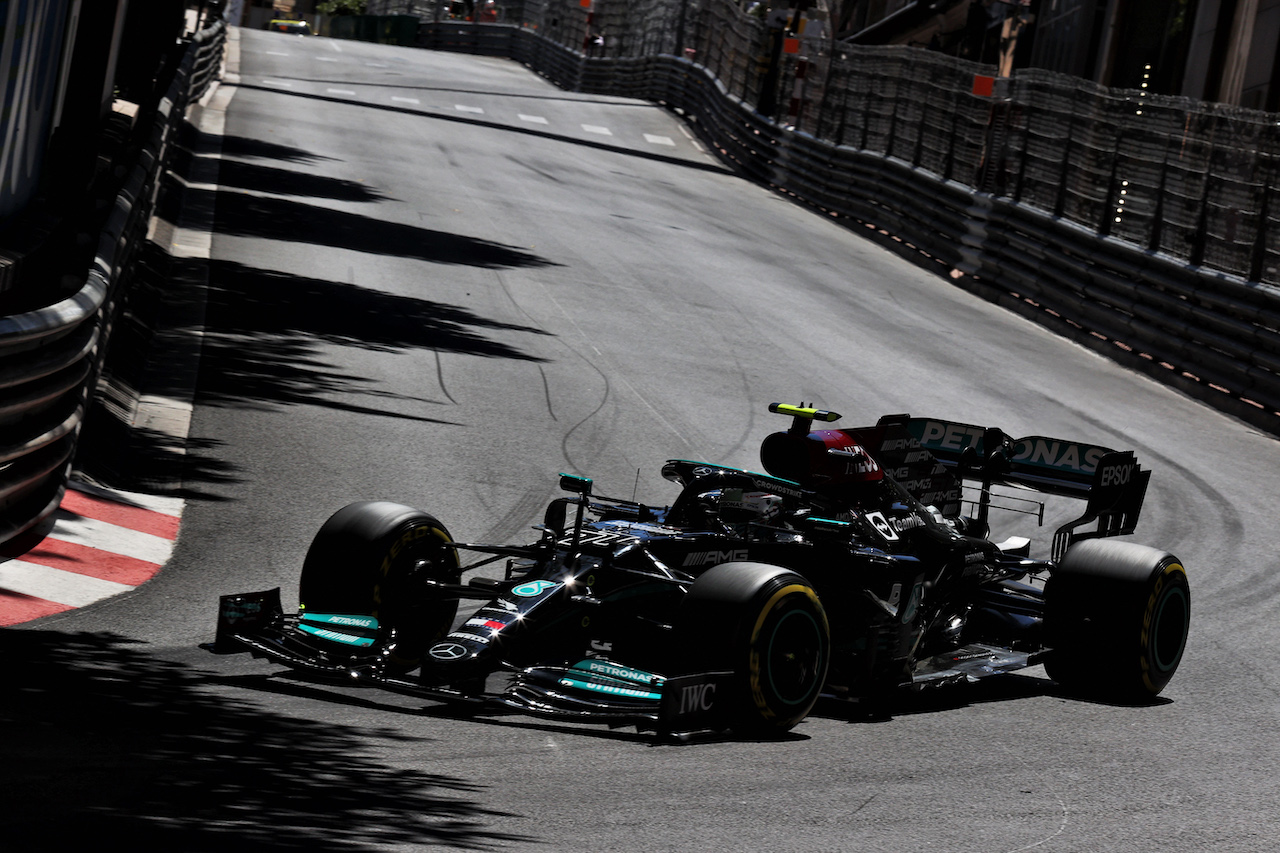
[673,562,830,736]
[300,501,460,672]
[1044,540,1190,702]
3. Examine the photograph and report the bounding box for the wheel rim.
[766,607,824,706]
[1151,584,1189,673]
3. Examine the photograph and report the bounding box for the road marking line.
[582,125,612,135]
[262,79,294,88]
[317,56,338,62]
[169,227,212,259]
[392,96,420,105]
[456,104,485,114]
[519,114,548,124]
[328,88,356,95]
[135,392,196,456]
[266,51,290,56]
[644,134,675,146]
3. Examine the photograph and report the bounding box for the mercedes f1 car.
[208,403,1191,737]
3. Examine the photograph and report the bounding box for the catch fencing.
[0,22,226,546]
[411,0,1280,436]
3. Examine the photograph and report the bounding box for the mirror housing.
[559,474,593,495]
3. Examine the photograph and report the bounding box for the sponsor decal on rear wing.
[890,417,1151,560]
[901,417,1126,494]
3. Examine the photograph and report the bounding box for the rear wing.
[872,416,1151,562]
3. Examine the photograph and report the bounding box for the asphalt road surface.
[4,28,1278,851]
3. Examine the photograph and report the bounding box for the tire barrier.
[0,21,226,547]
[412,19,1280,437]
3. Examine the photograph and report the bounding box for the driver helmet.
[761,429,884,487]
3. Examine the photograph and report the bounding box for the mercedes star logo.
[429,642,468,661]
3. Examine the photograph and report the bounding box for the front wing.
[207,588,734,735]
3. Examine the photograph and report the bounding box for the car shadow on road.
[814,673,1054,724]
[814,671,1174,724]
[0,629,533,851]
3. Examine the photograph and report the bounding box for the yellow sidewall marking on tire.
[376,524,456,615]
[748,583,828,720]
[1141,561,1187,693]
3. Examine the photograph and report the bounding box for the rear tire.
[1044,539,1190,701]
[673,562,830,735]
[300,501,460,672]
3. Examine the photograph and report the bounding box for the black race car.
[209,404,1190,737]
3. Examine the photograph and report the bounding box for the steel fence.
[1000,69,1280,285]
[409,0,1280,436]
[483,0,1280,288]
[0,21,226,546]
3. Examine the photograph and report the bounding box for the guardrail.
[416,21,1280,437]
[0,21,226,546]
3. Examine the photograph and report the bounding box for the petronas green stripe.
[299,622,376,647]
[301,612,379,630]
[557,677,661,701]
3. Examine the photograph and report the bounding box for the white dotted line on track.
[255,77,683,150]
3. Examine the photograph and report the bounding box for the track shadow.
[813,674,1055,724]
[215,158,393,203]
[80,114,556,494]
[156,130,340,226]
[76,247,552,493]
[207,260,549,356]
[75,243,242,497]
[196,259,549,410]
[219,133,337,164]
[213,190,556,269]
[0,629,532,850]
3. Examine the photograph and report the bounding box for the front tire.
[673,562,830,736]
[300,501,460,672]
[1044,539,1190,701]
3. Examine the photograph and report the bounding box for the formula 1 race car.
[208,403,1191,737]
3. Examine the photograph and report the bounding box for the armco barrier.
[0,22,225,546]
[416,21,1280,437]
